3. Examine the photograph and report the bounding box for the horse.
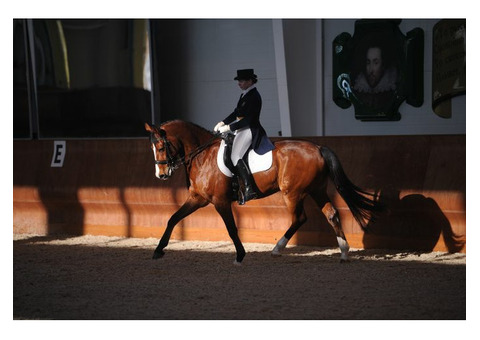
[145,120,382,264]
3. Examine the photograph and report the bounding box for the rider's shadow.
[364,187,465,253]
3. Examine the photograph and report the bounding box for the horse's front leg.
[214,203,246,264]
[153,193,207,259]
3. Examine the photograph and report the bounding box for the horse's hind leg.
[312,191,350,262]
[322,202,350,262]
[272,195,307,256]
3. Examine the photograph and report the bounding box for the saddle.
[217,134,273,177]
[217,133,273,203]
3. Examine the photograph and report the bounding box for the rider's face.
[237,79,253,91]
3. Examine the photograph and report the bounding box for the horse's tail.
[320,146,383,231]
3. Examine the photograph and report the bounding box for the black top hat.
[234,69,257,81]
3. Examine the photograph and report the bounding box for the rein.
[152,131,221,173]
[175,133,220,167]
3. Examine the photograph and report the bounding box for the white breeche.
[231,128,252,166]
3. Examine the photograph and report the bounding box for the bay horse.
[145,120,381,264]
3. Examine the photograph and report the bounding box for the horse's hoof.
[340,258,350,263]
[235,252,246,264]
[271,251,282,257]
[152,250,165,259]
[233,260,242,266]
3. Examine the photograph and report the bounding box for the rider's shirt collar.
[242,85,256,96]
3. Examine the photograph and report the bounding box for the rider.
[214,69,275,203]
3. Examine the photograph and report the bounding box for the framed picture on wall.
[333,19,424,121]
[432,19,466,118]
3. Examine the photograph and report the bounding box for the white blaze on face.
[152,144,161,178]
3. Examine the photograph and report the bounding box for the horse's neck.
[175,123,214,154]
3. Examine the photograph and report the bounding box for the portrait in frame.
[333,19,424,121]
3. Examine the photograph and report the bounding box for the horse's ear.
[145,122,153,132]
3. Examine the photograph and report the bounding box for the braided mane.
[160,120,215,137]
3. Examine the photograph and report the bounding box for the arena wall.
[13,135,466,253]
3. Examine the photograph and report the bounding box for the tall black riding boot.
[235,159,258,205]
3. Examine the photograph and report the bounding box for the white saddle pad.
[217,140,273,177]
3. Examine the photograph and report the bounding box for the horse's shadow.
[364,187,465,253]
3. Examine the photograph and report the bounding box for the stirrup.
[237,190,245,205]
[237,185,257,205]
[237,190,258,205]
[243,186,258,201]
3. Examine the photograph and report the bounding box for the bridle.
[150,130,183,176]
[149,127,220,178]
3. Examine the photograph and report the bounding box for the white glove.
[219,125,231,133]
[213,121,225,132]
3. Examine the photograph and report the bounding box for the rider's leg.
[235,159,257,203]
[231,128,257,204]
[231,127,252,165]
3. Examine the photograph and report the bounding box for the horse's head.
[145,123,182,180]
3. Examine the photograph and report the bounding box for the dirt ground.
[13,233,466,321]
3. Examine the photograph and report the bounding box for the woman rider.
[214,69,275,204]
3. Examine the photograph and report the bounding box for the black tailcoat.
[222,87,275,155]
